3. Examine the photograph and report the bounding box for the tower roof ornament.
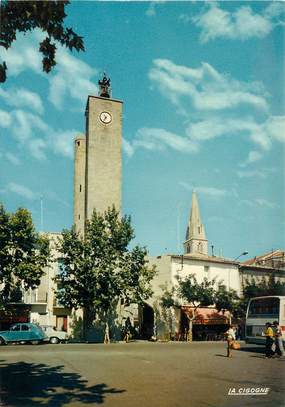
[98,73,111,98]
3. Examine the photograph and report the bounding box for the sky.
[0,1,284,260]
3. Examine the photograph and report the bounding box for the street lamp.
[234,251,249,261]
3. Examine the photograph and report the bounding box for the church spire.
[184,191,208,255]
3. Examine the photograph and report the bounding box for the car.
[0,323,48,345]
[40,325,69,344]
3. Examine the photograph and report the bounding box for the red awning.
[181,306,230,325]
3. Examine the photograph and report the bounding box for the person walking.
[123,317,132,343]
[264,322,274,358]
[225,325,236,358]
[273,321,284,357]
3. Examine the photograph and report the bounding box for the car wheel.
[31,340,40,345]
[20,340,27,345]
[50,337,60,344]
[0,337,6,346]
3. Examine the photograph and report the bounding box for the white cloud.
[0,109,12,127]
[50,129,76,158]
[0,88,44,114]
[240,197,278,209]
[186,115,285,152]
[2,108,79,161]
[240,151,262,167]
[48,48,98,110]
[124,127,198,157]
[255,198,277,209]
[149,59,268,112]
[28,138,47,161]
[179,182,229,198]
[146,3,156,17]
[5,152,21,166]
[122,138,135,157]
[0,32,42,76]
[191,3,284,43]
[11,110,49,143]
[237,169,267,179]
[0,30,98,111]
[7,182,38,201]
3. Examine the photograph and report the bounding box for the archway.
[139,303,154,340]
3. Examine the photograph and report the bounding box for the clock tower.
[74,75,122,234]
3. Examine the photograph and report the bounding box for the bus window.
[248,297,280,318]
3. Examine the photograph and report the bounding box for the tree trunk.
[83,307,93,341]
[188,317,193,342]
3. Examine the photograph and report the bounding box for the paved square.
[0,342,284,407]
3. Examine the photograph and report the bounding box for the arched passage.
[139,303,154,340]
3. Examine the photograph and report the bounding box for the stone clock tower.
[74,75,122,235]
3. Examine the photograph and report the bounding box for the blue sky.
[0,1,284,259]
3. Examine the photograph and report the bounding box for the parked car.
[40,325,68,344]
[0,323,48,345]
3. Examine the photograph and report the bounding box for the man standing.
[273,321,284,357]
[225,325,236,358]
[264,322,274,358]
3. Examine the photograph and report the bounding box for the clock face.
[100,111,112,124]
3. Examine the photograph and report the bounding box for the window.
[78,214,80,220]
[79,184,82,192]
[21,324,30,331]
[248,297,280,318]
[11,325,20,331]
[77,141,80,146]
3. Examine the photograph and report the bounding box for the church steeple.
[184,191,208,255]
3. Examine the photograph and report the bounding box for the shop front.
[180,306,230,341]
[0,304,31,330]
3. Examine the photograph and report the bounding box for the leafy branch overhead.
[0,0,85,82]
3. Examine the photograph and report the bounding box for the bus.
[245,296,285,345]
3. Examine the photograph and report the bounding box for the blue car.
[0,323,48,345]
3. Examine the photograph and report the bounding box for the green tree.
[0,0,84,82]
[0,204,50,305]
[243,275,285,298]
[215,284,239,323]
[160,275,216,341]
[56,207,156,341]
[234,276,285,319]
[177,274,216,341]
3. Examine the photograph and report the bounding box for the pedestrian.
[104,322,110,344]
[225,325,236,358]
[273,321,284,357]
[264,322,274,358]
[123,317,131,343]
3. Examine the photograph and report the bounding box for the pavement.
[0,341,284,407]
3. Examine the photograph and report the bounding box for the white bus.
[245,296,285,345]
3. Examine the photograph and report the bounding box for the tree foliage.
[176,274,216,311]
[243,275,285,298]
[56,207,156,339]
[0,0,84,82]
[234,275,285,318]
[215,284,239,313]
[0,203,50,305]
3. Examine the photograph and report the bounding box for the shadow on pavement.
[239,345,264,354]
[0,360,125,406]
